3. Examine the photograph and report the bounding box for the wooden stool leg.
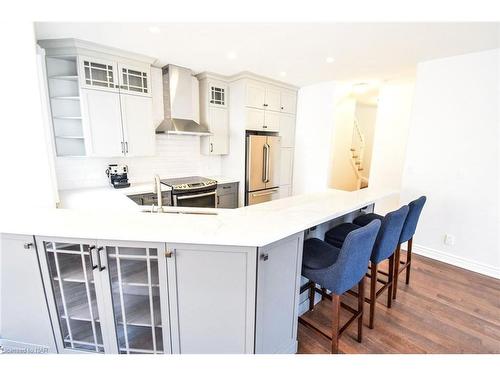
[369,261,377,329]
[387,254,394,308]
[357,278,364,343]
[392,244,401,300]
[321,287,327,300]
[331,294,340,354]
[308,282,315,311]
[406,238,413,285]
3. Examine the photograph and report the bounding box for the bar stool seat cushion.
[353,213,384,227]
[302,238,341,270]
[325,223,360,248]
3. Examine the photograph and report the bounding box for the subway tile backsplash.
[56,134,222,190]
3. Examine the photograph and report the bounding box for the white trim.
[412,244,500,280]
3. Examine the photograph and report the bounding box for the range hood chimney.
[156,64,211,135]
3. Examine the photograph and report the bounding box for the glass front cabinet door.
[79,56,118,92]
[36,237,171,354]
[117,63,151,96]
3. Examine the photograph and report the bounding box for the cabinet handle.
[89,246,98,270]
[97,246,106,271]
[121,141,125,154]
[263,125,268,129]
[217,195,220,205]
[281,106,284,110]
[261,253,269,261]
[125,142,129,154]
[263,103,268,107]
[165,250,173,258]
[23,242,34,250]
[210,143,214,153]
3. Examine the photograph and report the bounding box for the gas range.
[160,176,217,194]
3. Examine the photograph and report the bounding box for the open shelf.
[53,116,82,120]
[55,135,85,139]
[49,75,79,81]
[51,96,80,100]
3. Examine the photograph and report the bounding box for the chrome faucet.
[153,175,163,213]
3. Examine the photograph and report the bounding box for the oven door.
[173,190,217,208]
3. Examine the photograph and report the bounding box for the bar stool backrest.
[328,219,381,295]
[399,196,427,243]
[371,205,409,263]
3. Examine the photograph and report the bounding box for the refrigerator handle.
[264,143,270,183]
[262,144,268,182]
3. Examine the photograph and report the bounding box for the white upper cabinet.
[264,111,280,132]
[117,62,151,97]
[120,94,155,156]
[279,113,296,147]
[207,106,229,154]
[199,76,230,155]
[280,90,297,114]
[265,86,281,112]
[246,82,266,109]
[81,89,124,157]
[245,108,265,131]
[79,56,119,92]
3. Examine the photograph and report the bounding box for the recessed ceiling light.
[279,71,287,77]
[148,26,161,34]
[326,56,335,63]
[226,51,237,60]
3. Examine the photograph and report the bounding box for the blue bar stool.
[354,196,426,299]
[324,205,409,328]
[299,220,381,353]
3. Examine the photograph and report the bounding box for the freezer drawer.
[247,188,280,206]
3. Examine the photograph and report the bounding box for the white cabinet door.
[280,90,297,114]
[0,234,57,353]
[280,148,294,185]
[151,67,164,128]
[117,62,151,97]
[208,107,229,154]
[279,113,296,147]
[265,86,281,112]
[264,111,280,132]
[120,94,155,157]
[245,108,265,131]
[79,56,119,93]
[81,89,124,157]
[255,233,303,354]
[167,244,257,353]
[246,82,266,109]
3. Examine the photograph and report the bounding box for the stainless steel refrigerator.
[245,134,281,205]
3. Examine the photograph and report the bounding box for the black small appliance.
[105,164,130,189]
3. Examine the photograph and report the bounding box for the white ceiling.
[35,22,499,87]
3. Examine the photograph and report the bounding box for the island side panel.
[255,232,304,354]
[166,243,257,354]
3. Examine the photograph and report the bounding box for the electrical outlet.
[444,234,455,246]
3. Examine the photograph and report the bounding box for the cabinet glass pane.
[106,245,163,354]
[121,68,148,94]
[210,86,225,106]
[83,60,115,88]
[44,241,104,353]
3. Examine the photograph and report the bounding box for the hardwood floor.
[297,251,500,354]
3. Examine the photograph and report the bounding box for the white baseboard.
[412,244,500,279]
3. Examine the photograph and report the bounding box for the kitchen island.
[0,188,396,354]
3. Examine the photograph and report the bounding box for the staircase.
[350,118,369,189]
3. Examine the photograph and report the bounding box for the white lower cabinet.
[31,235,303,354]
[166,243,257,353]
[255,233,304,354]
[36,237,170,354]
[0,234,57,353]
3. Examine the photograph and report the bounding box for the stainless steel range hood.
[156,64,211,136]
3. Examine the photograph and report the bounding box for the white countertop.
[1,188,396,247]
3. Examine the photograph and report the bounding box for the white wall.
[401,49,500,278]
[369,78,416,213]
[56,134,222,190]
[292,81,337,194]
